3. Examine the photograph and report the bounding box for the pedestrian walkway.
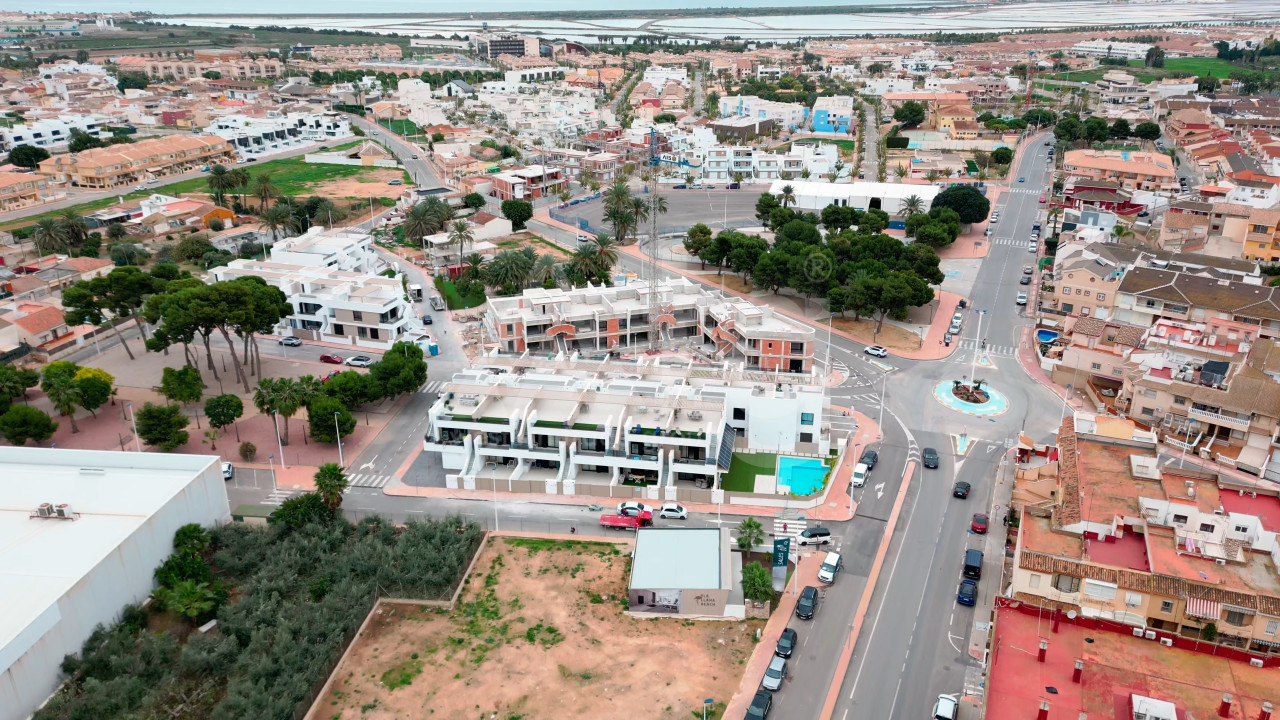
[345,473,394,489]
[1005,187,1045,195]
[844,393,882,407]
[262,489,299,506]
[957,339,1016,357]
[989,236,1035,247]
[771,518,810,541]
[417,380,448,394]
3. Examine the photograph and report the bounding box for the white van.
[817,551,842,584]
[851,462,870,488]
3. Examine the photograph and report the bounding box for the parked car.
[728,182,741,189]
[957,579,978,606]
[747,690,773,720]
[971,513,989,534]
[1018,176,1026,183]
[319,354,345,364]
[387,179,403,185]
[817,551,842,584]
[278,336,302,347]
[1019,275,1032,285]
[221,461,234,480]
[922,447,939,468]
[317,145,328,151]
[245,157,257,162]
[775,627,797,658]
[422,314,433,325]
[1137,210,1150,217]
[1023,265,1033,275]
[658,503,687,520]
[345,355,374,367]
[859,449,878,469]
[795,586,818,620]
[1039,196,1046,203]
[933,694,960,720]
[761,656,787,691]
[796,527,831,546]
[953,481,971,499]
[672,184,687,189]
[851,462,870,488]
[1028,242,1039,253]
[704,185,716,189]
[617,501,654,517]
[1016,292,1028,306]
[864,345,889,358]
[321,370,341,383]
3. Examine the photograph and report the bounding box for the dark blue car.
[957,579,978,606]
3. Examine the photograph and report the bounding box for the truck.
[408,284,423,301]
[599,511,653,531]
[428,295,445,311]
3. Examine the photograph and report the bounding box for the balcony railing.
[1189,407,1251,430]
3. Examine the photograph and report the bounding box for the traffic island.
[933,379,1009,417]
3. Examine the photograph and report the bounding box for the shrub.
[238,441,257,461]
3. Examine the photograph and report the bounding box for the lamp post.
[271,409,287,470]
[124,402,141,452]
[335,411,344,467]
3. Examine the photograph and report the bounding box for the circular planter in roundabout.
[933,379,1009,417]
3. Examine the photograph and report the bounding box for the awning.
[1235,444,1268,473]
[1185,597,1222,621]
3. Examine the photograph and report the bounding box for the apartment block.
[205,112,352,160]
[484,278,816,373]
[114,54,283,80]
[309,44,402,61]
[489,165,566,201]
[36,135,234,189]
[718,95,809,130]
[422,353,833,501]
[1009,413,1280,656]
[0,172,51,212]
[1244,207,1280,262]
[0,114,108,152]
[1063,149,1179,193]
[209,227,413,350]
[810,95,856,133]
[643,65,689,89]
[545,148,620,182]
[1113,266,1278,340]
[702,140,839,183]
[1069,39,1153,59]
[478,33,539,59]
[1095,70,1149,105]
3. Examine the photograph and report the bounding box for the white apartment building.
[1095,70,1149,105]
[702,140,840,183]
[860,77,916,95]
[1071,39,1153,60]
[210,227,415,350]
[474,88,601,142]
[718,95,809,130]
[397,78,450,129]
[204,112,352,160]
[504,67,565,84]
[643,65,690,89]
[422,352,834,501]
[768,179,942,215]
[0,114,108,152]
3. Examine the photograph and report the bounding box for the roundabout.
[933,378,1009,417]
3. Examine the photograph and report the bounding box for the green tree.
[73,368,113,418]
[1145,45,1166,68]
[754,192,780,225]
[463,192,486,209]
[1110,118,1132,139]
[0,405,58,445]
[152,579,218,621]
[68,129,104,153]
[8,144,50,169]
[159,364,205,425]
[0,365,38,410]
[203,393,243,447]
[313,462,349,509]
[323,370,374,409]
[447,219,475,267]
[737,516,765,550]
[728,234,769,282]
[1083,116,1111,143]
[778,184,797,209]
[106,222,129,241]
[1134,121,1162,141]
[500,199,533,230]
[368,342,428,398]
[42,373,83,434]
[893,100,926,127]
[206,164,235,206]
[136,402,190,451]
[1022,108,1057,126]
[268,492,335,529]
[990,147,1014,165]
[250,172,280,211]
[1054,115,1084,143]
[742,562,775,602]
[930,185,990,225]
[307,395,355,444]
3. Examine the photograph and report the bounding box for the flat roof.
[630,528,722,590]
[0,449,221,669]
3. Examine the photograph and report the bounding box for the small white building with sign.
[627,527,742,619]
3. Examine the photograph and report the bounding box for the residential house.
[1062,149,1179,193]
[36,135,234,189]
[0,172,52,211]
[810,95,856,134]
[490,165,566,201]
[1095,70,1148,105]
[717,95,808,130]
[1243,208,1280,262]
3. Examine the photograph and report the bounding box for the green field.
[42,21,415,55]
[433,276,487,310]
[1051,56,1238,84]
[722,452,777,493]
[379,118,425,137]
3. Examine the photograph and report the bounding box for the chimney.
[1038,700,1050,720]
[1219,694,1233,718]
[1038,639,1049,663]
[1259,702,1272,720]
[1072,659,1084,683]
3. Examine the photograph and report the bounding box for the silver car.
[761,655,786,692]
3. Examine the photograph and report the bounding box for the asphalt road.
[347,114,445,191]
[861,103,879,180]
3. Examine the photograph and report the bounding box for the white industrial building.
[767,179,943,215]
[204,111,352,161]
[0,449,231,720]
[0,114,109,153]
[1070,39,1153,60]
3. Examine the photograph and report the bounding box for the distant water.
[31,0,938,13]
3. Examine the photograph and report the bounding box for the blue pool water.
[778,456,828,496]
[1037,330,1059,343]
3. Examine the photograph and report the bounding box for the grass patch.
[379,658,423,690]
[432,276,486,310]
[1051,57,1238,85]
[815,138,858,154]
[503,537,619,555]
[722,452,777,493]
[380,118,423,137]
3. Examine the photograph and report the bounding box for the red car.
[319,354,345,364]
[1038,196,1047,203]
[321,370,341,383]
[971,513,990,534]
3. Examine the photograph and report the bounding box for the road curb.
[818,459,917,720]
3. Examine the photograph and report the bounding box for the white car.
[1028,242,1038,253]
[864,345,889,358]
[850,462,870,488]
[1016,292,1028,306]
[933,694,959,720]
[617,501,654,517]
[221,461,234,480]
[345,355,374,367]
[658,503,688,520]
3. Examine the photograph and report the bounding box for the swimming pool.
[1037,330,1059,343]
[777,456,828,496]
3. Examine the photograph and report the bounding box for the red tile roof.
[13,306,67,335]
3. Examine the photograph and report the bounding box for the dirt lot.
[312,171,408,200]
[493,231,573,261]
[317,537,761,720]
[833,317,923,352]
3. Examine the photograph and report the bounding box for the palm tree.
[629,195,650,242]
[258,204,296,242]
[58,210,88,248]
[44,375,82,434]
[894,164,908,181]
[603,178,632,216]
[296,374,322,438]
[206,164,233,206]
[484,250,532,292]
[251,173,280,211]
[402,199,438,249]
[152,580,217,621]
[447,219,475,268]
[229,168,251,205]
[591,232,619,269]
[732,171,745,185]
[604,204,635,244]
[902,194,924,218]
[314,462,348,509]
[529,252,560,287]
[31,217,69,256]
[270,377,303,446]
[571,243,604,282]
[779,184,796,209]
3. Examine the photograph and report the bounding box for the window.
[352,310,363,321]
[1091,363,1102,370]
[1053,575,1080,593]
[1160,600,1174,614]
[1199,522,1215,533]
[357,327,368,339]
[1062,303,1074,313]
[1172,514,1188,525]
[332,323,344,335]
[800,432,813,443]
[505,324,514,335]
[801,412,814,426]
[1141,407,1155,417]
[1125,592,1142,608]
[1083,579,1118,601]
[789,342,804,354]
[1225,609,1247,627]
[1096,293,1106,301]
[1145,299,1157,308]
[1234,524,1249,534]
[1029,574,1042,588]
[1173,396,1187,405]
[370,329,379,340]
[1142,388,1158,399]
[1062,286,1071,294]
[732,408,746,421]
[1266,620,1279,636]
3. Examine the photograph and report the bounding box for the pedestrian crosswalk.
[418,380,447,394]
[831,359,850,377]
[1006,187,1043,195]
[771,518,810,541]
[844,393,882,407]
[262,489,298,506]
[957,339,1016,357]
[991,236,1037,247]
[346,473,393,489]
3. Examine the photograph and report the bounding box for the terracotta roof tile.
[13,306,67,335]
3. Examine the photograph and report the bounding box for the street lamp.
[124,401,141,452]
[271,409,287,470]
[334,411,344,467]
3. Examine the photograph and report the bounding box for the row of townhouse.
[204,111,352,160]
[0,171,52,212]
[35,134,234,189]
[209,226,417,351]
[543,147,621,183]
[484,278,817,373]
[423,352,833,501]
[1062,149,1180,193]
[701,140,840,183]
[1010,413,1280,657]
[114,55,284,80]
[0,113,108,152]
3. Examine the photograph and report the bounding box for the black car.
[775,627,797,658]
[422,314,433,325]
[746,690,773,720]
[796,586,818,620]
[728,182,741,189]
[859,449,878,470]
[922,447,939,468]
[672,184,687,189]
[1019,275,1032,285]
[953,481,971,499]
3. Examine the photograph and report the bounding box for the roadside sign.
[772,538,790,568]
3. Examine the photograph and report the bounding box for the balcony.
[1189,407,1251,430]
